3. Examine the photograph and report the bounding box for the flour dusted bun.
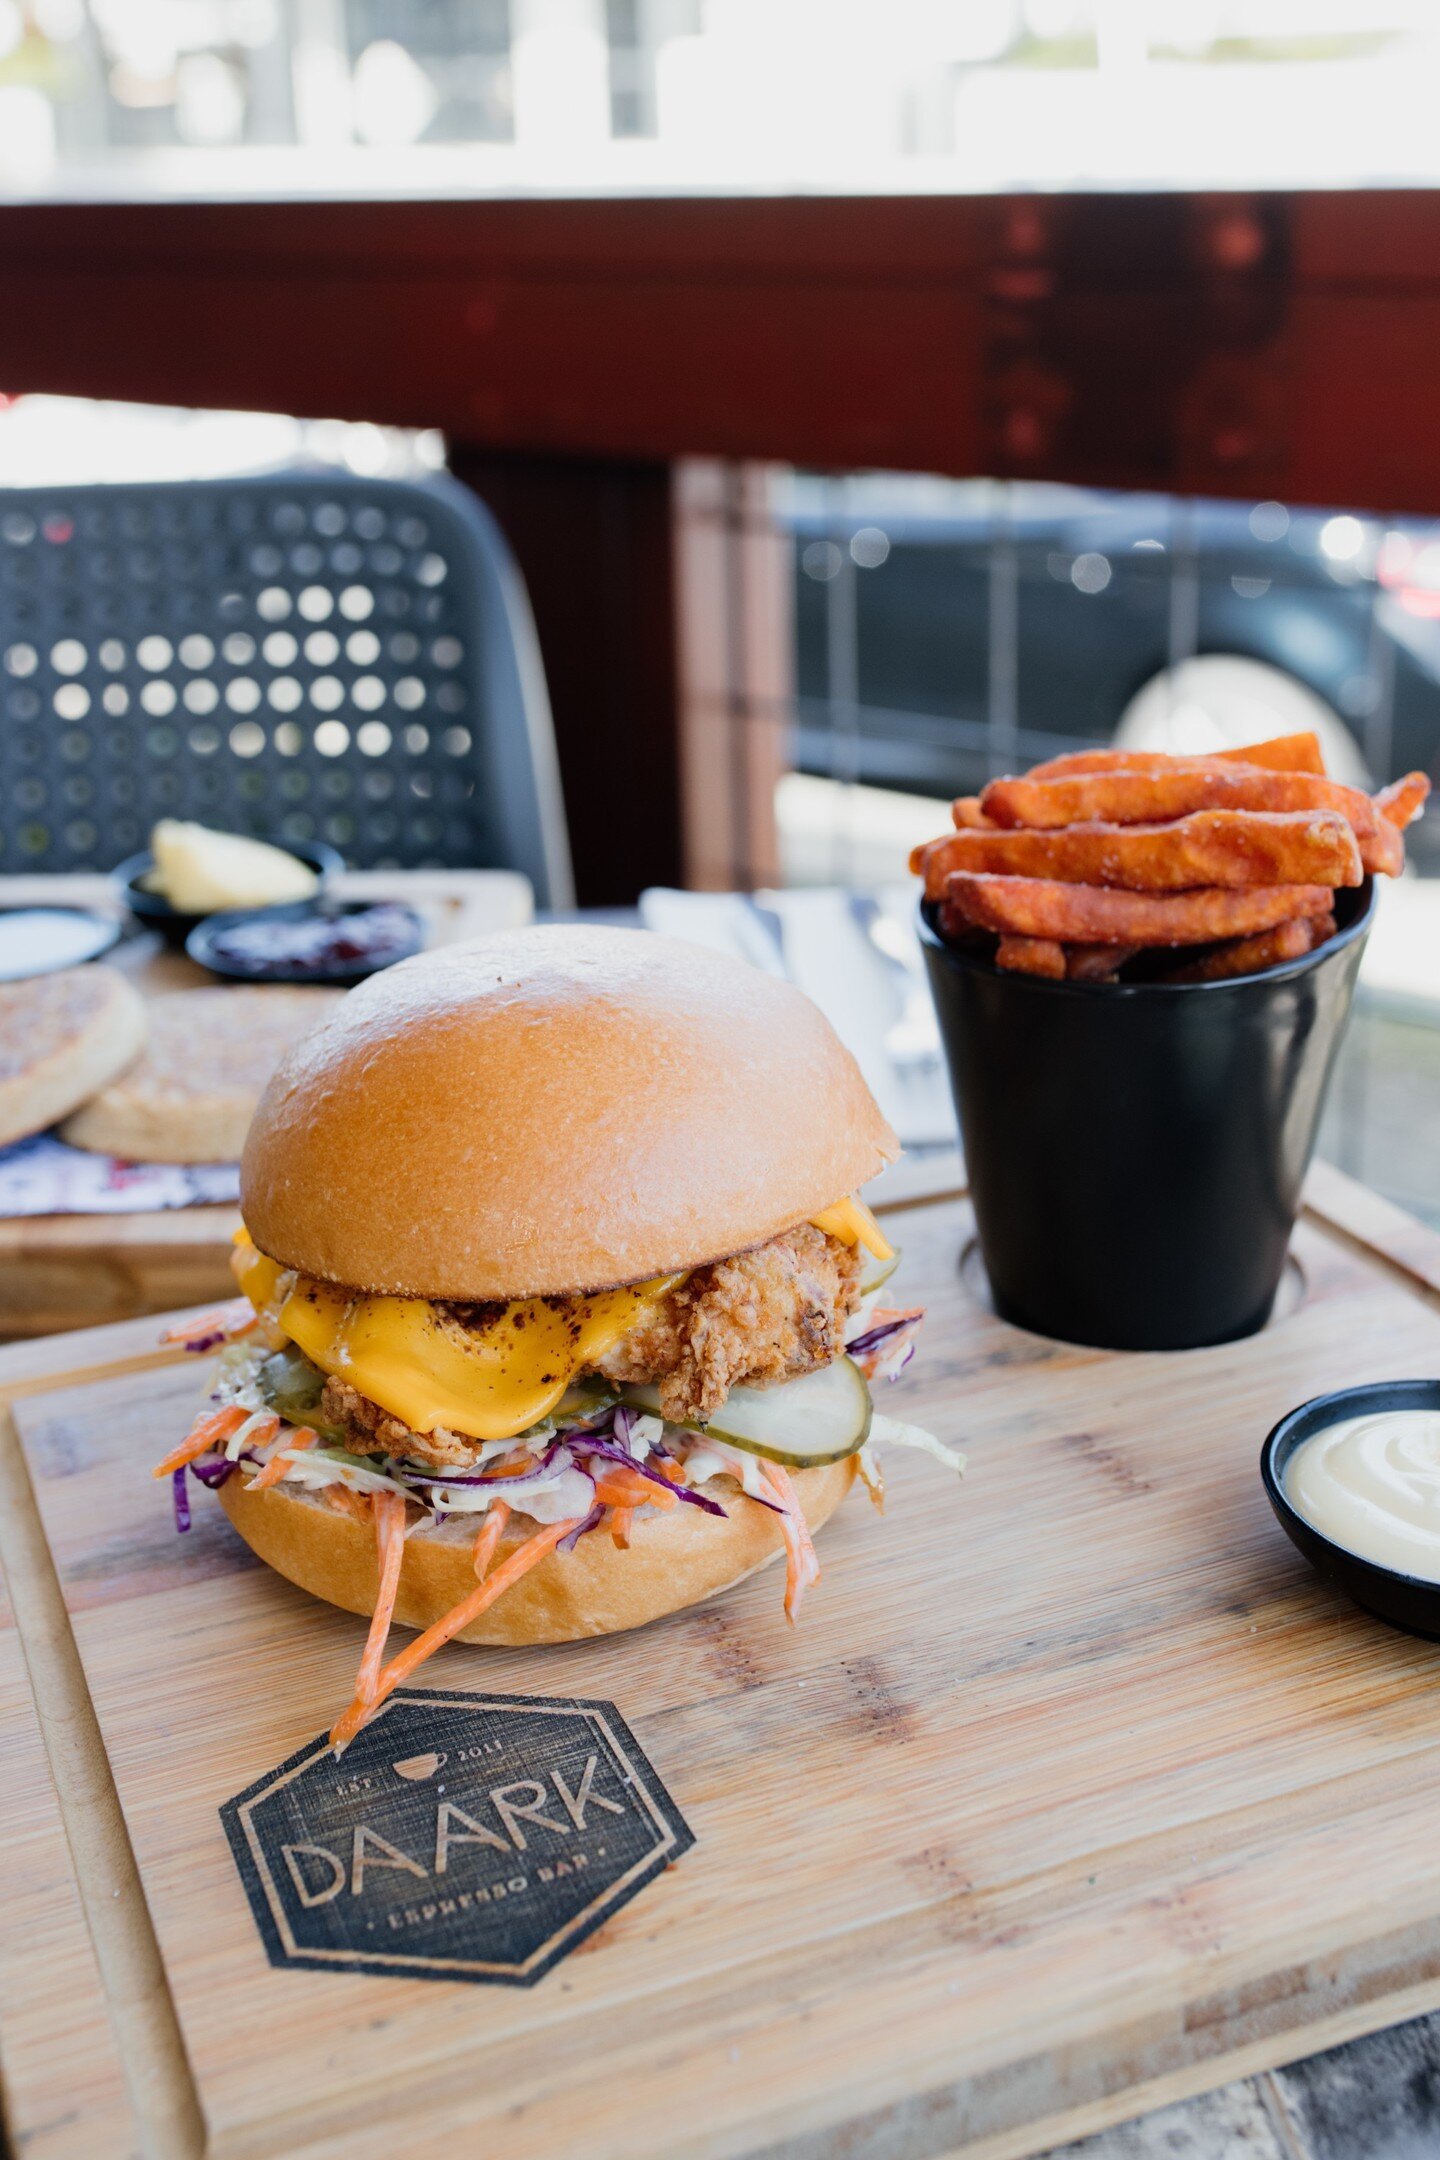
[62,985,342,1163]
[218,1456,856,1645]
[0,965,146,1149]
[241,927,898,1298]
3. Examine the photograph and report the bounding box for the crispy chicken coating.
[319,1376,483,1469]
[597,1222,863,1421]
[315,1224,864,1467]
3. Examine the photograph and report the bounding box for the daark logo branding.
[222,1690,694,1985]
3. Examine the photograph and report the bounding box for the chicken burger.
[154,928,959,1743]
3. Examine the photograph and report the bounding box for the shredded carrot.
[866,1305,924,1332]
[610,1505,633,1549]
[652,1457,687,1483]
[480,1447,537,1480]
[322,1484,373,1521]
[761,1461,820,1623]
[353,1492,409,1705]
[221,1415,284,1486]
[471,1500,511,1579]
[244,1423,315,1492]
[330,1514,585,1749]
[151,1404,248,1479]
[160,1299,257,1349]
[592,1468,677,1511]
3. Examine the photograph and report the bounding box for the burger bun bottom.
[218,1457,857,1645]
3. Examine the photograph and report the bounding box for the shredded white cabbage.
[225,1408,280,1458]
[680,1436,778,1501]
[844,1288,883,1344]
[622,1412,665,1459]
[209,1338,270,1407]
[408,1464,597,1523]
[279,1454,407,1497]
[867,1412,964,1475]
[462,1423,556,1466]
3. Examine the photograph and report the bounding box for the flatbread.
[60,987,342,1165]
[0,966,148,1150]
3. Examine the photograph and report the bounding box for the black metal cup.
[919,880,1377,1350]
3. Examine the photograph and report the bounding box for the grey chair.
[0,469,574,908]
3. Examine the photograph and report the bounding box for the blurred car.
[790,482,1440,869]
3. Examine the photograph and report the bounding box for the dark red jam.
[206,904,420,978]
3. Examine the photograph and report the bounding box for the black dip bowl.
[114,838,343,948]
[1262,1379,1440,1640]
[920,878,1375,1350]
[187,898,425,986]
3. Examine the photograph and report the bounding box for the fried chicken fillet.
[319,1223,864,1469]
[598,1221,864,1420]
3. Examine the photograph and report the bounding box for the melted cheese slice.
[233,1230,674,1442]
[809,1195,894,1261]
[281,1278,679,1443]
[232,1230,284,1312]
[230,1188,886,1443]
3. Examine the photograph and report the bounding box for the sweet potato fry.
[1163,912,1334,984]
[913,831,956,890]
[942,875,1332,947]
[915,737,1422,989]
[979,765,1388,849]
[918,808,1360,895]
[1026,732,1325,781]
[1066,943,1139,981]
[1375,771,1432,830]
[1363,816,1404,877]
[1223,733,1325,774]
[995,935,1066,978]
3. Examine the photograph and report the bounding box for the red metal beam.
[2,190,1440,510]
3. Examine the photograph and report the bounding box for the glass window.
[4,3,1439,199]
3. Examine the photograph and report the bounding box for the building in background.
[3,2,1440,194]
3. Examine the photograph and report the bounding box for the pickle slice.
[619,1355,872,1467]
[857,1249,900,1297]
[256,1346,347,1439]
[553,1378,618,1423]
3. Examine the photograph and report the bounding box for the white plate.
[0,908,121,980]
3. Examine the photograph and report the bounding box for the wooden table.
[0,870,532,1339]
[6,1157,1440,2160]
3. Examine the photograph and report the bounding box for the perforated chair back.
[0,470,573,907]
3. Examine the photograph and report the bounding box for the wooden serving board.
[0,1635,138,2159]
[7,1166,1440,2160]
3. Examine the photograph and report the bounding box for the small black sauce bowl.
[1261,1379,1440,1640]
[186,898,425,986]
[113,838,344,948]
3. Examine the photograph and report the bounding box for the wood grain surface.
[0,1327,215,2160]
[0,1630,140,2160]
[6,1176,1440,2160]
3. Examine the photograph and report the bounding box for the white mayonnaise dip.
[1285,1407,1440,1580]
